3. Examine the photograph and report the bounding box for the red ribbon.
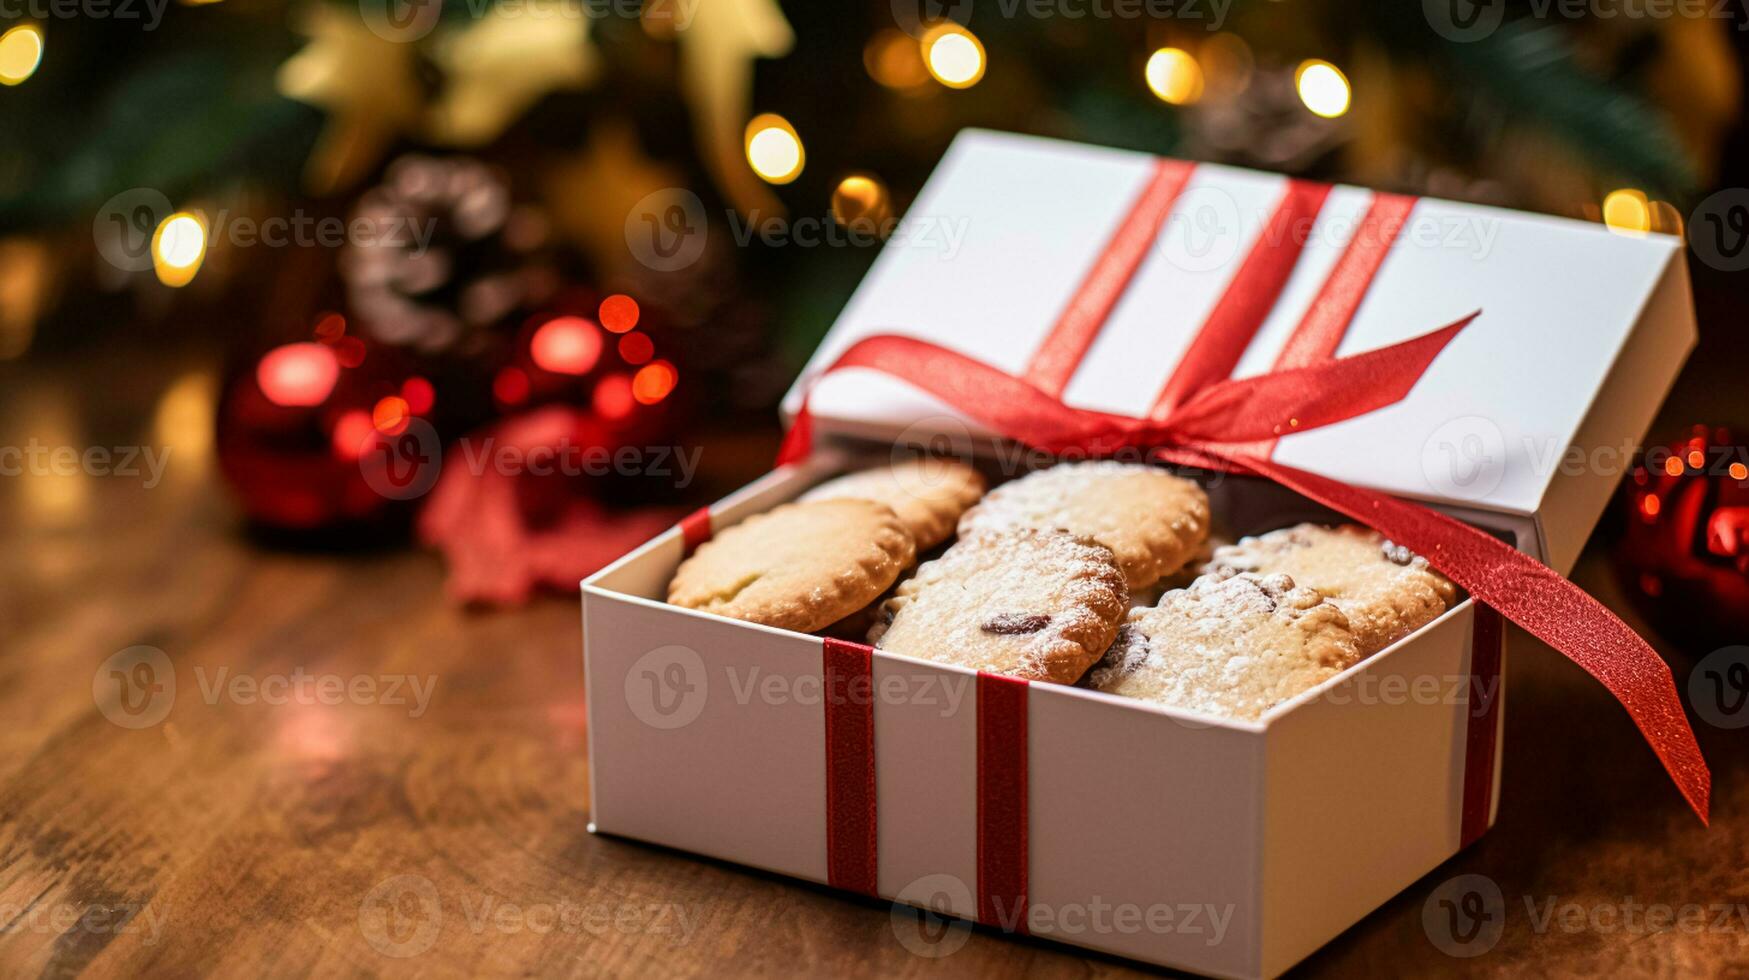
[976,672,1030,932]
[780,167,1709,824]
[822,638,879,895]
[1462,605,1505,847]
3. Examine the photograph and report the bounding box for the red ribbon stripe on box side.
[777,161,1708,824]
[976,672,1030,933]
[1462,604,1505,848]
[822,638,878,896]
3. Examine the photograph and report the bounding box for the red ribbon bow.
[780,162,1709,823]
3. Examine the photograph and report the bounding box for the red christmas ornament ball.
[1614,424,1749,647]
[216,328,439,533]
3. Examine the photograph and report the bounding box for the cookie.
[957,461,1208,590]
[1203,524,1456,654]
[868,528,1128,685]
[668,498,916,633]
[801,458,987,550]
[1088,572,1362,721]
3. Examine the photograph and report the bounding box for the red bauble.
[216,329,440,534]
[1613,425,1749,648]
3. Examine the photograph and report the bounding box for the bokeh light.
[372,395,410,435]
[922,23,984,89]
[593,373,634,419]
[152,211,207,287]
[745,114,804,184]
[831,174,892,231]
[331,410,375,460]
[401,376,435,414]
[0,24,44,86]
[530,316,603,376]
[617,332,653,365]
[632,360,678,405]
[1603,189,1651,236]
[1295,59,1350,118]
[864,29,930,91]
[599,294,640,333]
[1145,48,1203,105]
[257,343,340,407]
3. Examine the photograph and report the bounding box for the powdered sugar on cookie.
[869,527,1127,684]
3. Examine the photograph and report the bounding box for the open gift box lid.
[781,129,1697,574]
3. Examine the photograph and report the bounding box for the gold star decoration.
[673,0,794,216]
[426,0,598,148]
[277,4,426,195]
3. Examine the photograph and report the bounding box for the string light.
[864,29,930,91]
[632,360,678,405]
[599,294,640,333]
[831,174,892,231]
[530,316,603,376]
[1144,47,1203,105]
[1603,189,1651,237]
[1294,59,1350,118]
[0,24,44,86]
[745,113,804,184]
[152,211,207,287]
[921,23,984,89]
[257,343,340,408]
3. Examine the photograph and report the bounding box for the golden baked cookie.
[1088,572,1362,721]
[868,528,1128,685]
[801,459,987,551]
[1203,524,1456,654]
[957,461,1209,590]
[668,498,916,633]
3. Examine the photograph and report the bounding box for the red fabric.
[1023,159,1195,397]
[1462,604,1505,847]
[417,406,683,604]
[822,638,878,896]
[976,672,1030,933]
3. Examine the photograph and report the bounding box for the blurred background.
[0,0,1745,635]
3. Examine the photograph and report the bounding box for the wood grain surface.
[2,328,1747,979]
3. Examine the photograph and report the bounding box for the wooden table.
[3,336,1747,979]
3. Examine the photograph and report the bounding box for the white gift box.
[582,130,1696,978]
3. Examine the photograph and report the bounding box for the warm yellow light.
[831,174,892,231]
[1602,189,1651,237]
[744,113,804,184]
[0,24,45,86]
[1145,48,1204,105]
[922,23,984,89]
[1295,59,1350,118]
[864,29,930,90]
[152,212,207,287]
